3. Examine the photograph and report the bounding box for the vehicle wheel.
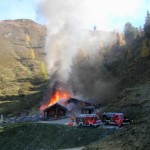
[79,123,83,127]
[90,124,95,128]
[96,124,100,127]
[102,116,106,122]
[105,121,109,125]
[90,124,93,127]
[118,124,123,128]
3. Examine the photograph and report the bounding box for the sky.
[0,0,36,21]
[0,0,150,31]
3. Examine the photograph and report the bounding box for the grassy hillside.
[0,123,115,150]
[0,19,47,116]
[84,83,150,150]
[84,57,150,150]
[118,56,150,90]
[1,82,149,150]
[0,19,149,150]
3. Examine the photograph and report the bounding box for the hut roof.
[43,103,67,112]
[67,98,98,104]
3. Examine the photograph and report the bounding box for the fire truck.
[75,114,102,127]
[102,112,131,127]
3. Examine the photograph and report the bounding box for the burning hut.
[40,87,100,119]
[67,98,99,115]
[43,97,100,119]
[43,103,67,119]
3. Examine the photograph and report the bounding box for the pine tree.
[25,34,30,46]
[127,49,132,59]
[41,62,48,79]
[30,49,35,59]
[141,40,149,57]
[144,10,150,39]
[124,22,135,45]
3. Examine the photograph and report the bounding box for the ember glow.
[40,90,71,111]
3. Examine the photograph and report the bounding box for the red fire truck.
[75,114,102,127]
[102,112,131,127]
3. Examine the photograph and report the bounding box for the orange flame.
[40,90,71,111]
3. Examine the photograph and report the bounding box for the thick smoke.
[37,0,118,103]
[38,0,82,82]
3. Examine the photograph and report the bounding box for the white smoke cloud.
[36,0,148,102]
[37,0,89,82]
[36,0,105,82]
[36,0,147,83]
[37,0,144,30]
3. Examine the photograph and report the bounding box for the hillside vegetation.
[0,12,150,150]
[0,19,47,116]
[0,123,115,150]
[83,12,150,150]
[84,81,150,150]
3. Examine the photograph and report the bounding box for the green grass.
[84,82,150,150]
[0,123,115,150]
[0,20,47,116]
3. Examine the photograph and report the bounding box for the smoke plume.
[37,0,119,103]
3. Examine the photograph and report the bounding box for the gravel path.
[38,118,71,125]
[38,118,120,129]
[60,147,84,150]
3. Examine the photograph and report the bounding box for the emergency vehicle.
[75,114,102,127]
[102,112,131,127]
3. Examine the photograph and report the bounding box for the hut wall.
[45,105,66,119]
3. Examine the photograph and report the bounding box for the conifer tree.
[141,40,149,57]
[127,49,132,59]
[124,22,135,45]
[30,49,35,59]
[41,62,47,79]
[144,10,150,39]
[25,34,30,46]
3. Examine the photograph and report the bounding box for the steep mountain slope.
[84,83,150,150]
[0,19,149,150]
[84,57,150,150]
[0,19,47,116]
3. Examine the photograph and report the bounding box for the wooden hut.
[67,98,98,114]
[43,103,67,119]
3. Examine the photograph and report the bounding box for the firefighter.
[70,117,74,122]
[117,118,123,127]
[67,117,74,126]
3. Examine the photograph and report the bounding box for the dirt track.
[38,118,120,129]
[38,118,71,125]
[61,147,84,150]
